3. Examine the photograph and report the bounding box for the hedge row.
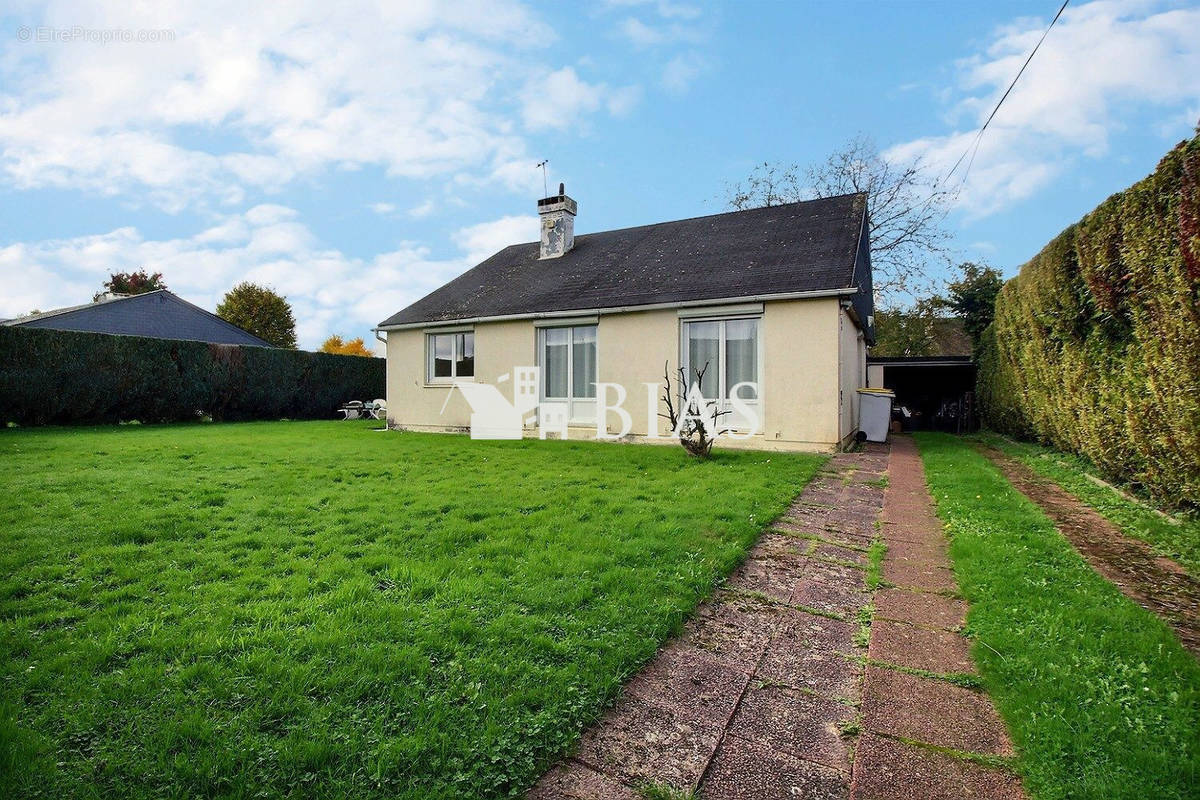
[978,134,1200,508]
[0,326,385,425]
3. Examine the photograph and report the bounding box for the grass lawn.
[0,421,822,799]
[916,433,1199,800]
[974,431,1199,576]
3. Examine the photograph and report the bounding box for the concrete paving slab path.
[849,436,1025,800]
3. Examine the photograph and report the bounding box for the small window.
[427,332,474,382]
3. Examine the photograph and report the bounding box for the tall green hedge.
[0,327,385,425]
[979,134,1200,508]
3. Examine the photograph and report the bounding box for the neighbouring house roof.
[378,193,874,341]
[929,317,972,357]
[867,355,973,366]
[2,289,274,347]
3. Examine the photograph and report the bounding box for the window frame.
[425,330,475,384]
[679,314,763,431]
[537,323,599,424]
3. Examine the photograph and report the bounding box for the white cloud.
[0,207,537,349]
[454,214,538,264]
[368,202,397,216]
[519,66,638,131]
[661,52,706,93]
[603,0,701,18]
[619,18,667,47]
[614,9,706,48]
[887,0,1200,216]
[407,199,436,218]
[0,0,621,210]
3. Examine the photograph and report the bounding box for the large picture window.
[426,332,474,382]
[681,317,760,428]
[539,325,597,423]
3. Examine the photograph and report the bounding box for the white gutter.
[374,286,859,332]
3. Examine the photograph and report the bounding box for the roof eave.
[375,287,860,332]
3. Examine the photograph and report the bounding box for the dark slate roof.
[379,193,870,329]
[3,290,273,347]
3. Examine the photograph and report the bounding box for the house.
[375,187,875,451]
[2,289,273,347]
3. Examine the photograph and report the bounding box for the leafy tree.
[726,135,955,302]
[94,269,166,301]
[942,262,1004,351]
[871,299,941,357]
[216,282,298,349]
[319,335,374,357]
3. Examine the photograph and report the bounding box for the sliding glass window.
[681,317,760,428]
[539,325,597,423]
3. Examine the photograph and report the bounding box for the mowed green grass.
[0,422,823,799]
[916,433,1199,800]
[974,431,1199,576]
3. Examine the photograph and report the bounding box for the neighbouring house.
[2,289,273,347]
[375,187,875,451]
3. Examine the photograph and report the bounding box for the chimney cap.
[537,185,577,212]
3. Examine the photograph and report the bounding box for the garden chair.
[366,399,387,420]
[338,400,364,420]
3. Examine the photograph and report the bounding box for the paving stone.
[880,520,946,547]
[874,588,966,631]
[868,618,976,675]
[851,733,1025,800]
[754,531,809,562]
[881,558,958,593]
[861,666,1014,756]
[808,540,869,566]
[841,468,888,485]
[790,576,871,619]
[849,484,885,507]
[625,641,750,725]
[726,683,853,771]
[699,734,850,800]
[880,536,949,565]
[823,512,879,542]
[757,612,861,700]
[726,556,805,604]
[783,500,832,524]
[681,594,780,672]
[803,486,848,507]
[801,556,867,590]
[774,519,873,551]
[573,694,721,789]
[526,760,639,800]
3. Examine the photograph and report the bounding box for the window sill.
[424,377,476,388]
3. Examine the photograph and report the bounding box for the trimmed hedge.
[979,134,1200,508]
[0,326,385,425]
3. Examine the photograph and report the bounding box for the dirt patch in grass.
[978,445,1200,655]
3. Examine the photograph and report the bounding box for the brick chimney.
[537,182,576,259]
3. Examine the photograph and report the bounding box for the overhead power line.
[945,0,1070,184]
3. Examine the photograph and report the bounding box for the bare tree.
[659,362,730,459]
[726,135,955,302]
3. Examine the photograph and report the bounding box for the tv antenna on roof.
[536,159,549,197]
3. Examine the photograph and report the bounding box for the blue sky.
[1,0,1197,349]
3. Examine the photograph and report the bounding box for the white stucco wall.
[384,296,856,451]
[837,307,866,444]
